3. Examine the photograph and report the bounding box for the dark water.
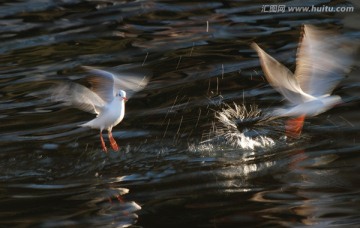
[1,0,360,227]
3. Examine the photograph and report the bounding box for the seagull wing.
[295,24,355,97]
[251,42,312,105]
[113,71,149,99]
[51,82,106,114]
[82,66,116,104]
[83,66,149,99]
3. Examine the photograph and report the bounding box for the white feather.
[51,82,105,115]
[82,66,149,101]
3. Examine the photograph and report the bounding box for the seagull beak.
[123,97,128,102]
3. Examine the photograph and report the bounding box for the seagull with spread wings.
[52,66,149,152]
[252,25,356,138]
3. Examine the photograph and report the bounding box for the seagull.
[52,66,149,152]
[252,25,356,138]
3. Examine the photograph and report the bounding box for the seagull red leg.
[100,131,107,153]
[108,131,119,151]
[285,115,305,138]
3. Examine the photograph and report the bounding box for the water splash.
[201,103,285,151]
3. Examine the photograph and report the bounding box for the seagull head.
[117,90,128,102]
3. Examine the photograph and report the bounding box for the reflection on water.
[0,180,141,227]
[0,0,359,227]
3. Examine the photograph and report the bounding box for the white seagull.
[252,25,356,138]
[52,66,149,152]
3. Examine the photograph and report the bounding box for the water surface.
[0,0,360,227]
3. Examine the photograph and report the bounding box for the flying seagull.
[252,25,356,138]
[52,66,149,152]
